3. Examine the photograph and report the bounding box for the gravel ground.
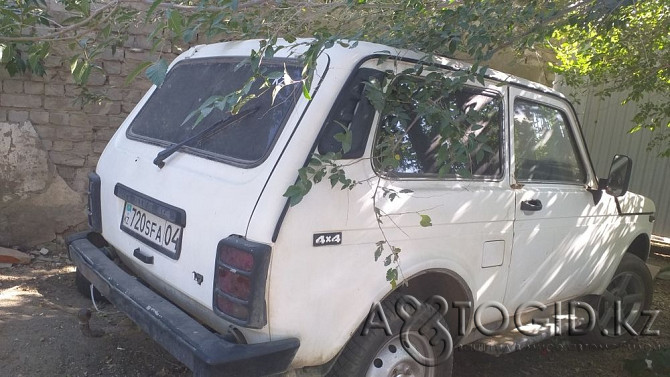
[1,244,668,377]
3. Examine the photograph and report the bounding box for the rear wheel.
[329,293,453,377]
[364,331,441,377]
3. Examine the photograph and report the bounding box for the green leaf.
[302,82,312,100]
[79,0,91,16]
[0,8,20,23]
[70,57,82,76]
[313,168,325,183]
[146,58,168,86]
[193,107,213,127]
[167,10,183,38]
[329,173,339,188]
[183,27,198,43]
[363,80,385,111]
[333,123,352,154]
[125,61,152,85]
[79,64,92,85]
[283,184,302,197]
[386,268,398,287]
[283,184,304,206]
[374,242,384,262]
[145,0,164,22]
[419,214,432,227]
[391,247,401,261]
[266,71,283,80]
[70,58,91,85]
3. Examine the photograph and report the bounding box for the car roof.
[181,39,566,99]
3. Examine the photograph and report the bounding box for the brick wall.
[0,24,175,194]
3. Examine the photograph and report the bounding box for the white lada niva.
[67,39,657,377]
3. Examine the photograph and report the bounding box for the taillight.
[217,268,251,300]
[219,245,255,271]
[215,295,250,320]
[87,172,102,233]
[213,236,271,329]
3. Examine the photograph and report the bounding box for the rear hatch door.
[97,56,306,312]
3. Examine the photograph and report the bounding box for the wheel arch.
[325,270,465,376]
[382,268,474,346]
[626,233,651,262]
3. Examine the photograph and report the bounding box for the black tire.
[579,253,653,345]
[328,292,453,377]
[75,269,106,302]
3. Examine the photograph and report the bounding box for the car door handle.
[520,199,543,212]
[133,248,154,264]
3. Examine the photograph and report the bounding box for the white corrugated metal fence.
[558,85,670,237]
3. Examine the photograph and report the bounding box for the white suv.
[67,39,656,377]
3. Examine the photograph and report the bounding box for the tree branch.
[0,1,119,42]
[141,0,271,12]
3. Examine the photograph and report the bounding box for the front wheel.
[581,253,653,345]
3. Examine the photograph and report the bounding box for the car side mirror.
[606,154,632,197]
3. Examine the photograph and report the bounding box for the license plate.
[121,202,182,257]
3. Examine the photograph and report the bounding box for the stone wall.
[1,121,86,247]
[0,23,172,194]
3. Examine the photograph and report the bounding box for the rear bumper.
[67,232,299,377]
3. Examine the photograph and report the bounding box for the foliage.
[549,0,670,156]
[2,0,667,286]
[283,152,356,207]
[371,70,502,177]
[0,0,137,101]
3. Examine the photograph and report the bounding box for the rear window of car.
[127,58,303,167]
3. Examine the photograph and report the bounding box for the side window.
[374,80,503,179]
[513,99,586,184]
[318,68,385,159]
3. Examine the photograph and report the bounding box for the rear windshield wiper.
[153,107,259,168]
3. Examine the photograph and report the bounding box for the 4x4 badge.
[313,232,342,247]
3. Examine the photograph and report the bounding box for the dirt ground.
[1,244,669,377]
